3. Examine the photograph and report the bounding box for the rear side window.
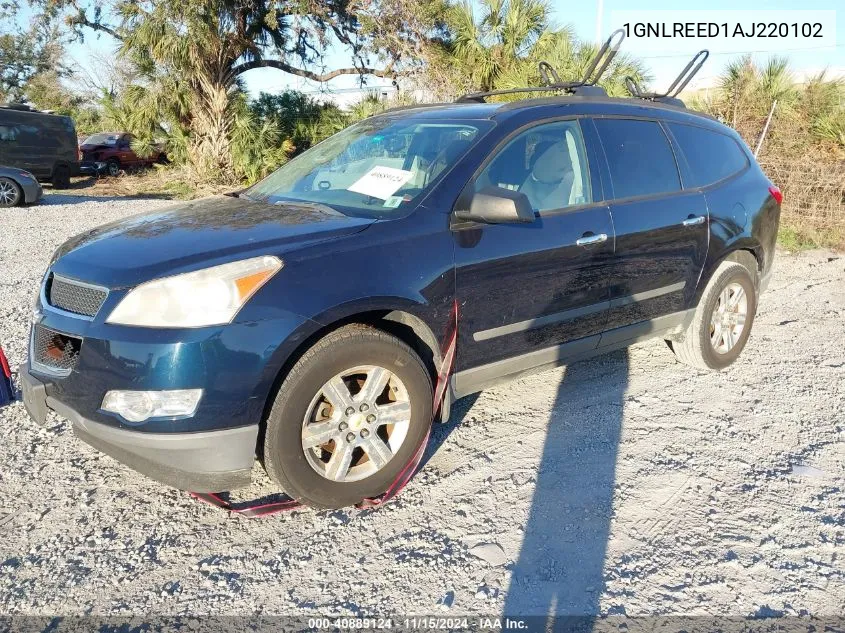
[594,118,681,199]
[668,123,749,187]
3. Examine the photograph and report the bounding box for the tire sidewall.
[698,265,757,369]
[107,160,120,177]
[265,334,433,509]
[0,178,21,207]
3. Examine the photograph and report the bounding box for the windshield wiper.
[274,200,342,216]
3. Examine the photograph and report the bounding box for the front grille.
[32,325,82,373]
[48,275,108,318]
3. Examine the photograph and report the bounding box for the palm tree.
[692,56,845,154]
[445,0,648,97]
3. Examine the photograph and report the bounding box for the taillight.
[768,185,783,205]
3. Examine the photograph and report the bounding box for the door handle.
[576,232,608,246]
[682,215,706,227]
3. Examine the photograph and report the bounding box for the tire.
[51,165,71,189]
[106,159,121,177]
[263,324,433,509]
[669,261,758,371]
[0,177,22,207]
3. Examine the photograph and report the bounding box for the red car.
[79,133,165,176]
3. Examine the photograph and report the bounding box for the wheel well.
[1,175,23,189]
[725,249,762,286]
[256,310,441,455]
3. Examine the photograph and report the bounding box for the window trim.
[450,116,602,228]
[590,115,685,205]
[664,120,751,191]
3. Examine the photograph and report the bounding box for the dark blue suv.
[20,91,781,509]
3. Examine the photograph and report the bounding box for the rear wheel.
[51,164,71,189]
[0,178,22,207]
[263,325,433,509]
[669,261,757,370]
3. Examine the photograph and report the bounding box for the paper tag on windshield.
[347,166,413,200]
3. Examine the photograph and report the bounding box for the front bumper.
[21,179,43,204]
[80,161,107,175]
[20,363,257,492]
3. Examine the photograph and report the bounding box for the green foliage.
[1,14,66,103]
[691,56,845,156]
[23,71,102,134]
[440,0,649,98]
[249,90,344,154]
[778,224,845,251]
[231,94,294,184]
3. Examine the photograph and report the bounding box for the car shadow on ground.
[499,349,629,625]
[420,346,629,624]
[420,392,481,470]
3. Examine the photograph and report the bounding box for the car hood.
[51,195,375,288]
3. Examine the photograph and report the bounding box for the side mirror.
[454,186,535,224]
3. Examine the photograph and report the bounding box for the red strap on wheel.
[190,303,459,518]
[189,491,302,518]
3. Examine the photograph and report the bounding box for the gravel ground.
[0,194,843,619]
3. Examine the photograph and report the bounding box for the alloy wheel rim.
[0,181,16,205]
[710,282,748,354]
[301,365,411,483]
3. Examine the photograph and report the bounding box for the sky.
[18,0,845,104]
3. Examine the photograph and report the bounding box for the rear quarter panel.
[697,162,780,304]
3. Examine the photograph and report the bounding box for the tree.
[440,0,648,99]
[29,0,446,179]
[690,56,845,156]
[1,6,67,103]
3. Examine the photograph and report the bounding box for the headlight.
[106,256,282,328]
[102,389,203,423]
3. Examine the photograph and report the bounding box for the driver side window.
[475,120,591,213]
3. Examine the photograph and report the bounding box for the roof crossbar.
[455,28,626,104]
[625,49,710,107]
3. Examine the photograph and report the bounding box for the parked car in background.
[0,104,80,188]
[80,133,166,176]
[0,166,43,207]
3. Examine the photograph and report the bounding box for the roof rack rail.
[0,103,36,112]
[455,28,625,104]
[625,49,709,108]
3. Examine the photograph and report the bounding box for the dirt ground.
[0,194,842,619]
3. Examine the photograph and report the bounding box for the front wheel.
[0,178,22,207]
[669,261,758,371]
[263,324,433,509]
[106,159,121,177]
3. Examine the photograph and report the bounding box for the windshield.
[84,133,121,146]
[245,118,490,218]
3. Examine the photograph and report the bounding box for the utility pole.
[596,0,604,43]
